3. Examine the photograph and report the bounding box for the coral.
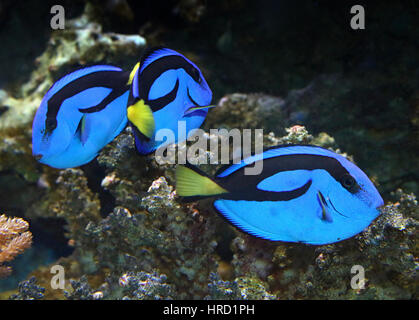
[0,214,32,278]
[119,270,174,300]
[205,93,287,133]
[234,277,276,300]
[29,168,101,236]
[206,273,276,300]
[61,270,173,300]
[9,277,44,300]
[206,272,240,300]
[64,275,101,300]
[79,173,221,299]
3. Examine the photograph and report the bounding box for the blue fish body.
[32,65,130,168]
[128,47,213,154]
[176,145,384,245]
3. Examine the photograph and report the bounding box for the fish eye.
[341,174,356,190]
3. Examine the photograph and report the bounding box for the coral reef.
[3,98,418,300]
[0,214,32,278]
[64,275,103,300]
[205,93,287,133]
[9,116,415,300]
[119,271,174,300]
[78,174,220,299]
[206,273,276,300]
[9,276,45,300]
[62,270,174,300]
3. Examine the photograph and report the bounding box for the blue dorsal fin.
[46,65,122,100]
[139,47,181,73]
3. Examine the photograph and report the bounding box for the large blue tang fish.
[127,47,213,154]
[176,145,384,245]
[32,65,132,168]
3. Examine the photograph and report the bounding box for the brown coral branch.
[0,215,30,245]
[0,214,32,278]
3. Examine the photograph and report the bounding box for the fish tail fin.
[127,99,155,139]
[176,164,228,202]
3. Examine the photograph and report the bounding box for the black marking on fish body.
[221,179,313,202]
[138,54,201,104]
[78,83,128,114]
[44,70,129,135]
[187,87,201,107]
[147,78,180,112]
[215,153,360,201]
[327,196,349,218]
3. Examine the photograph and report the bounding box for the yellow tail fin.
[127,99,155,139]
[176,165,228,198]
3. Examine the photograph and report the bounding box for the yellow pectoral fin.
[127,62,140,85]
[127,100,155,139]
[184,104,216,116]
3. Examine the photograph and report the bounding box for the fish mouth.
[34,154,43,161]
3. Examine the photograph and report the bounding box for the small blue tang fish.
[32,65,132,168]
[127,47,214,154]
[176,145,384,245]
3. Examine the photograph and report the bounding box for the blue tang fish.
[176,145,384,245]
[32,65,135,168]
[127,47,213,154]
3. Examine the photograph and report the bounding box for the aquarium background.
[0,0,417,299]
